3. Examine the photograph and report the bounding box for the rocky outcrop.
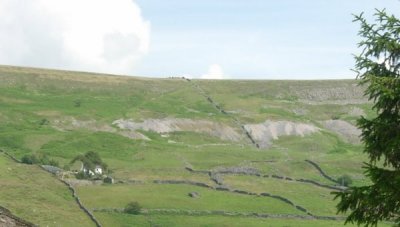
[113,118,242,142]
[320,120,361,144]
[292,84,368,104]
[244,121,319,148]
[52,117,150,140]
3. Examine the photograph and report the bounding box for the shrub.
[75,171,89,180]
[21,153,59,167]
[21,154,39,164]
[40,155,59,167]
[47,159,59,167]
[337,174,352,187]
[124,202,141,215]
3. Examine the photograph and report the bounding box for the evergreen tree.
[333,9,400,226]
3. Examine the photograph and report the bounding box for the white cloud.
[201,64,226,79]
[0,0,150,75]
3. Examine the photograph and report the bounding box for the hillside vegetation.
[0,65,384,226]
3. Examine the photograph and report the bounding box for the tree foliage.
[70,151,107,173]
[124,201,141,215]
[333,9,400,226]
[21,153,59,166]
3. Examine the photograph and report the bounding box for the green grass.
[76,184,302,215]
[195,79,368,123]
[0,65,379,226]
[0,153,94,226]
[94,212,362,227]
[223,175,339,216]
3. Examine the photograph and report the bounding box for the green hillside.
[0,153,94,226]
[0,65,385,226]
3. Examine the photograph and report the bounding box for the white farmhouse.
[94,165,103,175]
[82,164,103,176]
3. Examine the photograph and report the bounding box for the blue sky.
[134,0,400,79]
[0,0,399,79]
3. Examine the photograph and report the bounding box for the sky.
[0,0,399,79]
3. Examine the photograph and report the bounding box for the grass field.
[0,153,94,226]
[77,184,303,214]
[0,65,384,226]
[93,212,360,227]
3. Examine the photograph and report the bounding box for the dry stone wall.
[0,206,36,227]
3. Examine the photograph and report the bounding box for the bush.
[337,175,352,187]
[21,154,39,164]
[124,202,141,215]
[47,159,59,167]
[75,171,90,180]
[40,155,59,167]
[21,153,59,167]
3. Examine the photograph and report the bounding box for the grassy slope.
[0,65,382,226]
[76,184,302,214]
[0,153,94,226]
[94,213,358,227]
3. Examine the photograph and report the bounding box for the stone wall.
[0,206,36,227]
